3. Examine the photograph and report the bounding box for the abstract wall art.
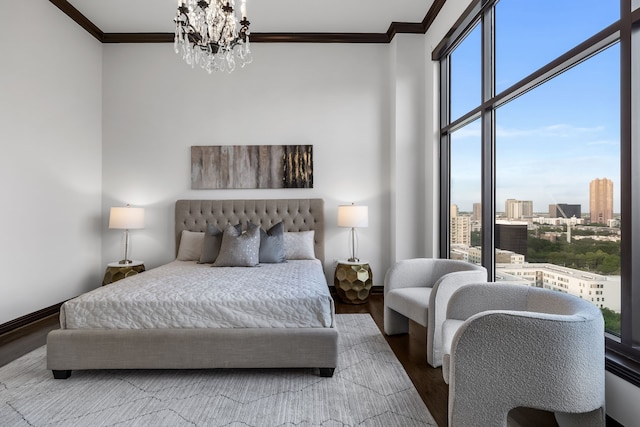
[191,145,313,189]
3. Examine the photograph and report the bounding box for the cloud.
[586,139,618,146]
[452,123,608,142]
[448,118,619,211]
[496,123,605,139]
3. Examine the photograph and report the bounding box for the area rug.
[0,314,436,426]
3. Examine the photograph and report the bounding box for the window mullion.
[481,5,496,279]
[439,57,451,259]
[626,2,640,350]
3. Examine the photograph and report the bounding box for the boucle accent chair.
[383,259,487,367]
[441,282,605,427]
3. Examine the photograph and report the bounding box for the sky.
[449,0,621,214]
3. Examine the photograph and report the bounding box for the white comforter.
[61,260,334,329]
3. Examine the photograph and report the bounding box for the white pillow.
[177,230,204,261]
[283,230,316,260]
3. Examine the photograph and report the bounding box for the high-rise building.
[589,178,614,224]
[495,221,528,259]
[472,203,482,222]
[549,203,581,219]
[505,199,533,220]
[450,204,471,246]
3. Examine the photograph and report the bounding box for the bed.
[46,199,338,379]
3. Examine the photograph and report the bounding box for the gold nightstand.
[102,261,145,286]
[334,261,373,304]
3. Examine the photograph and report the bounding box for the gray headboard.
[175,199,325,264]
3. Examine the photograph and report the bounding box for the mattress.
[60,260,334,329]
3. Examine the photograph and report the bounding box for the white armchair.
[442,282,605,427]
[383,259,487,368]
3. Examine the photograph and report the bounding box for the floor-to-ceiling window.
[448,23,483,262]
[437,0,640,383]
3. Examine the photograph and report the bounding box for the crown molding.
[49,0,103,41]
[50,0,446,44]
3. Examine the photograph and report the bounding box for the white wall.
[101,42,395,283]
[389,34,429,261]
[0,1,103,324]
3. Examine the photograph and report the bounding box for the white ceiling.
[66,0,433,34]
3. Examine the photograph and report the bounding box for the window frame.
[435,0,640,385]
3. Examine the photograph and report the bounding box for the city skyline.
[452,194,620,217]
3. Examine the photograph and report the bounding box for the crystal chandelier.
[174,0,252,74]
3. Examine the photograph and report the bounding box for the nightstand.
[102,261,145,286]
[334,261,373,304]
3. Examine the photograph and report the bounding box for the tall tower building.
[472,203,482,222]
[450,204,471,246]
[589,178,614,224]
[495,221,528,259]
[505,199,533,220]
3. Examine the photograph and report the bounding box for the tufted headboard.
[175,199,325,264]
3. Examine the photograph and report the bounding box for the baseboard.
[606,415,624,426]
[370,285,383,295]
[0,302,63,336]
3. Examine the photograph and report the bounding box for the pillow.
[213,223,260,267]
[257,222,286,263]
[283,230,316,260]
[176,230,205,261]
[198,223,242,264]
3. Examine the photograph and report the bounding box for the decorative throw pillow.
[198,223,242,264]
[213,223,260,267]
[176,230,205,261]
[283,230,316,260]
[257,221,286,263]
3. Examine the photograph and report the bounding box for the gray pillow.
[213,223,260,267]
[257,222,286,263]
[198,223,241,264]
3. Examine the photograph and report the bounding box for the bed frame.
[47,199,337,379]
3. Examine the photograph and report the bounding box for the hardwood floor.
[0,295,558,426]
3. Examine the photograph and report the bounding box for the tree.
[601,254,621,274]
[471,230,481,247]
[601,307,621,335]
[525,235,620,275]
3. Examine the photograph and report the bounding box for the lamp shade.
[338,204,368,228]
[109,206,145,230]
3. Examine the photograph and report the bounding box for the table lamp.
[338,203,368,262]
[109,205,145,264]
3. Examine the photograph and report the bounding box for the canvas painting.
[191,145,313,189]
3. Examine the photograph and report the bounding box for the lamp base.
[118,259,134,265]
[347,257,360,263]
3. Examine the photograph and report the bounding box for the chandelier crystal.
[174,0,252,74]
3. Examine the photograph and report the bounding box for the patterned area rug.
[0,314,435,426]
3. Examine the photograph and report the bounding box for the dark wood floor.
[0,294,558,427]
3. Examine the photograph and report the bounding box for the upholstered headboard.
[175,199,325,264]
